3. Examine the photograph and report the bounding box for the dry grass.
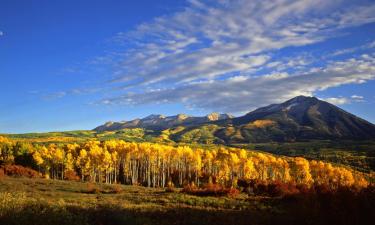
[0,177,373,225]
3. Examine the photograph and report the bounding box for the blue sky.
[1,0,375,133]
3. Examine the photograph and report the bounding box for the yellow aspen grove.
[291,157,313,185]
[76,149,91,181]
[21,139,369,190]
[0,136,15,164]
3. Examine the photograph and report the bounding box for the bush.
[0,165,41,178]
[239,180,302,197]
[85,183,101,194]
[165,181,176,193]
[108,185,123,194]
[64,170,80,181]
[182,183,240,198]
[267,181,300,197]
[0,168,5,178]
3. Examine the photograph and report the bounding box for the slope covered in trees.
[0,136,371,190]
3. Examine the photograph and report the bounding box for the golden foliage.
[248,120,276,128]
[0,136,370,189]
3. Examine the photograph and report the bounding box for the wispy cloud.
[321,97,351,105]
[42,91,67,101]
[321,94,366,105]
[329,40,375,57]
[56,0,375,113]
[100,54,375,112]
[107,0,375,88]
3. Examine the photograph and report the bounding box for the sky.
[1,0,375,133]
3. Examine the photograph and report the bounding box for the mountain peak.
[176,114,189,120]
[206,112,233,121]
[287,95,318,104]
[232,95,375,141]
[94,96,375,141]
[206,112,220,121]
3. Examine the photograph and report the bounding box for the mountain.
[94,113,233,132]
[94,96,375,143]
[213,96,375,143]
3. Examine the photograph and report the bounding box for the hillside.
[214,96,375,143]
[94,96,375,143]
[94,113,233,132]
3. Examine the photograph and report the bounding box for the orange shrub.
[183,183,240,198]
[0,165,40,178]
[86,183,101,194]
[64,170,80,181]
[0,167,5,178]
[110,185,123,194]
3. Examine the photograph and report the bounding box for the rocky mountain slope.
[94,113,233,132]
[94,96,375,143]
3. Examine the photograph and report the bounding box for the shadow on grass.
[0,200,374,225]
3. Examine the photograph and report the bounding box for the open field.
[1,177,374,225]
[0,177,275,225]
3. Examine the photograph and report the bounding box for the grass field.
[0,177,374,225]
[0,177,276,225]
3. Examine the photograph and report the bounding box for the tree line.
[0,136,371,189]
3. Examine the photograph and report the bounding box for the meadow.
[0,177,374,225]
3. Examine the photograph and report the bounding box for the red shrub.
[0,167,5,178]
[85,183,101,194]
[267,181,300,197]
[64,170,80,181]
[182,183,240,198]
[250,180,302,197]
[227,187,240,198]
[110,185,123,194]
[0,165,41,178]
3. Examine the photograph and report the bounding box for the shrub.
[64,170,80,181]
[0,165,41,178]
[108,185,123,194]
[0,168,5,178]
[227,187,240,198]
[85,183,101,194]
[182,183,239,198]
[165,181,176,193]
[267,181,300,197]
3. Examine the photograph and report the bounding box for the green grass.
[233,140,375,172]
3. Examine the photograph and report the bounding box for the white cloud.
[100,54,375,112]
[351,95,366,102]
[52,0,375,113]
[0,31,3,36]
[321,97,350,105]
[107,0,375,88]
[329,39,375,57]
[321,94,366,105]
[351,95,363,99]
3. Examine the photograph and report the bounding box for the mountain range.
[94,113,233,132]
[94,96,375,143]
